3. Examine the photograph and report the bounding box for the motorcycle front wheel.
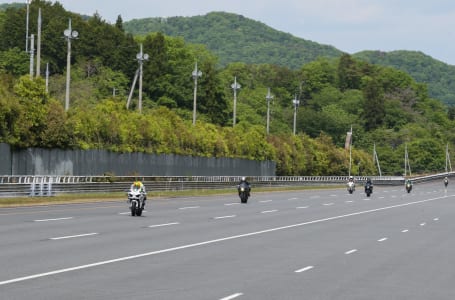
[131,201,137,216]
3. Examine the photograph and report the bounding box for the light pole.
[29,34,34,79]
[266,88,273,135]
[292,94,300,135]
[231,76,241,127]
[136,44,149,113]
[25,0,30,52]
[192,62,202,125]
[64,18,78,111]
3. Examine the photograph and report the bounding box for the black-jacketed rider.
[365,178,373,191]
[238,177,251,197]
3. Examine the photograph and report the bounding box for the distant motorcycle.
[347,181,355,194]
[128,187,146,216]
[405,182,412,193]
[364,182,373,197]
[238,182,250,204]
[444,178,449,188]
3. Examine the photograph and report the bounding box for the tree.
[362,76,385,131]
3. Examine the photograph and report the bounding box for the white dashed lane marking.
[50,233,98,240]
[34,217,73,222]
[178,206,200,210]
[295,266,314,273]
[261,210,278,214]
[148,222,180,228]
[214,215,236,220]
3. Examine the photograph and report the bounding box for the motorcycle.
[444,178,449,188]
[364,182,373,197]
[405,182,412,193]
[347,181,355,194]
[238,182,250,204]
[127,187,146,216]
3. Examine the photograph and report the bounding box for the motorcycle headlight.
[240,187,245,191]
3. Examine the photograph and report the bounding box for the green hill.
[123,11,343,69]
[125,12,455,106]
[354,50,455,106]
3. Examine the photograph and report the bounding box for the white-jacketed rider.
[130,181,147,209]
[347,176,355,191]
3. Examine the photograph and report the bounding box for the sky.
[5,0,455,65]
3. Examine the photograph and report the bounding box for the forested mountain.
[123,12,343,69]
[124,12,455,106]
[354,50,455,106]
[1,1,455,177]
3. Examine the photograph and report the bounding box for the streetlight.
[231,76,241,127]
[64,18,78,111]
[136,44,149,113]
[266,88,273,135]
[192,62,202,125]
[25,0,30,52]
[292,94,300,135]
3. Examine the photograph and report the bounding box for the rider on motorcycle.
[238,176,251,197]
[130,181,147,208]
[365,178,373,190]
[444,176,449,187]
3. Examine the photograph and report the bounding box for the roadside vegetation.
[0,1,454,177]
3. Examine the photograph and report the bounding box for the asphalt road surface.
[1,181,454,300]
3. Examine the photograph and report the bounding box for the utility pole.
[29,34,34,79]
[36,8,42,77]
[231,76,241,127]
[64,18,78,111]
[266,88,273,135]
[192,62,202,125]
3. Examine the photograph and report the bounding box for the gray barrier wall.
[0,143,11,174]
[0,143,275,176]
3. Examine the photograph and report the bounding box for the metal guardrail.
[0,175,409,198]
[0,173,451,198]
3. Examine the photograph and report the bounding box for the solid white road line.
[295,266,314,273]
[214,215,236,220]
[178,206,200,210]
[259,200,273,203]
[402,229,409,233]
[34,217,73,222]
[378,238,388,242]
[220,293,243,300]
[261,210,278,214]
[224,203,240,206]
[323,203,334,206]
[434,218,439,221]
[345,200,354,203]
[296,206,309,209]
[1,194,451,286]
[148,222,179,228]
[345,249,358,255]
[50,233,98,240]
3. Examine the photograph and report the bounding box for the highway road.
[1,181,454,299]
